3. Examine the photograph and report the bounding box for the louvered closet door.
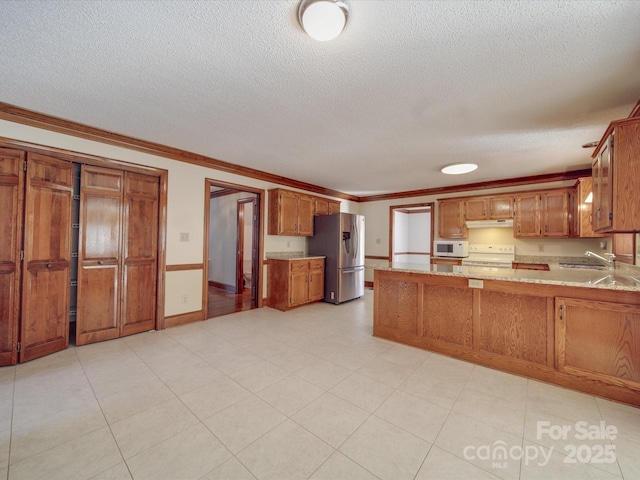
[0,148,24,366]
[20,153,73,362]
[76,165,123,345]
[120,172,159,337]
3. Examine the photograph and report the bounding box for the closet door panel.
[120,173,158,337]
[0,149,24,366]
[20,154,72,362]
[76,166,123,345]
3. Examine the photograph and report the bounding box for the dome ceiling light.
[441,163,479,175]
[298,0,349,41]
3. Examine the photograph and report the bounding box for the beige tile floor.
[1,290,639,480]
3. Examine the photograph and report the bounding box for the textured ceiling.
[1,0,640,196]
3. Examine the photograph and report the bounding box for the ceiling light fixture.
[298,0,349,41]
[441,163,478,175]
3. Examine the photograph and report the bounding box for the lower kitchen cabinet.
[556,297,640,389]
[269,257,324,311]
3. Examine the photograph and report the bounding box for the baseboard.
[164,310,205,328]
[365,281,374,289]
[208,280,236,294]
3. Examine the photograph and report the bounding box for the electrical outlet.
[538,244,544,252]
[180,294,188,304]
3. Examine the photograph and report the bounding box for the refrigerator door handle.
[352,222,358,259]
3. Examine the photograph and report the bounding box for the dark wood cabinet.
[76,167,159,345]
[313,197,340,216]
[0,148,161,364]
[268,189,314,236]
[464,195,513,221]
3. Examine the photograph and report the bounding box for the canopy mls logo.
[462,420,618,470]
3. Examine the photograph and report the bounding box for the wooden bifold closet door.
[76,166,159,346]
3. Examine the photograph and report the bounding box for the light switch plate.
[468,279,484,289]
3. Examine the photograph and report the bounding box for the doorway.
[389,203,434,264]
[205,180,263,319]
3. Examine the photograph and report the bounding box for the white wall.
[0,119,356,317]
[408,212,431,252]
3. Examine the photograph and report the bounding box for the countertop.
[375,262,640,291]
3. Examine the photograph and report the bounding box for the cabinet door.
[20,153,73,362]
[556,297,640,388]
[289,270,308,306]
[76,166,123,346]
[612,233,635,264]
[308,268,324,301]
[297,195,314,236]
[328,200,341,215]
[0,149,24,366]
[464,198,488,220]
[438,200,467,239]
[515,194,540,237]
[593,137,613,231]
[120,173,158,337]
[313,198,329,216]
[543,190,570,237]
[278,190,299,235]
[488,196,513,219]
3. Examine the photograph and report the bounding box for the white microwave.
[434,240,469,258]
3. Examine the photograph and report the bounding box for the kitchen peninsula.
[373,263,640,406]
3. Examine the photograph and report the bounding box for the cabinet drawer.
[289,260,308,272]
[309,258,324,269]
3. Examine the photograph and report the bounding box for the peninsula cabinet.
[437,199,467,239]
[592,118,640,232]
[0,148,161,366]
[556,297,640,393]
[268,188,314,236]
[268,257,324,311]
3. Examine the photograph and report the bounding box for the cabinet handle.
[46,263,53,268]
[559,304,564,321]
[98,260,104,265]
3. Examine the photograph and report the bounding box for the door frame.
[236,197,259,302]
[204,179,264,319]
[389,202,434,262]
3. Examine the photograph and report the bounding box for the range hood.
[465,219,514,228]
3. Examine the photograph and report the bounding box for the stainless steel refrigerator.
[308,213,365,304]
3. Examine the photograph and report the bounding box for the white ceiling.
[1,1,640,197]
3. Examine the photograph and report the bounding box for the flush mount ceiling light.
[441,163,478,175]
[298,0,349,41]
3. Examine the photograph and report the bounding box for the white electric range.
[461,244,515,270]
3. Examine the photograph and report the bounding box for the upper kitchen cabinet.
[464,195,513,221]
[268,188,314,236]
[438,198,467,239]
[575,177,605,238]
[313,197,340,216]
[514,188,572,238]
[592,117,640,232]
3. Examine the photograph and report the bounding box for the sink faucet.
[585,251,616,269]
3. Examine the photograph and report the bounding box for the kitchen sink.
[588,274,640,287]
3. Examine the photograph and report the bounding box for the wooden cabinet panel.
[515,193,540,237]
[575,177,604,238]
[297,194,314,236]
[376,278,419,334]
[430,257,462,266]
[543,190,570,237]
[557,297,640,387]
[515,189,571,238]
[464,198,488,221]
[438,199,467,239]
[76,165,123,346]
[478,290,549,365]
[488,195,514,219]
[268,258,325,311]
[0,148,24,366]
[121,173,158,336]
[328,200,340,215]
[592,120,640,233]
[612,233,635,265]
[422,285,473,347]
[20,153,73,362]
